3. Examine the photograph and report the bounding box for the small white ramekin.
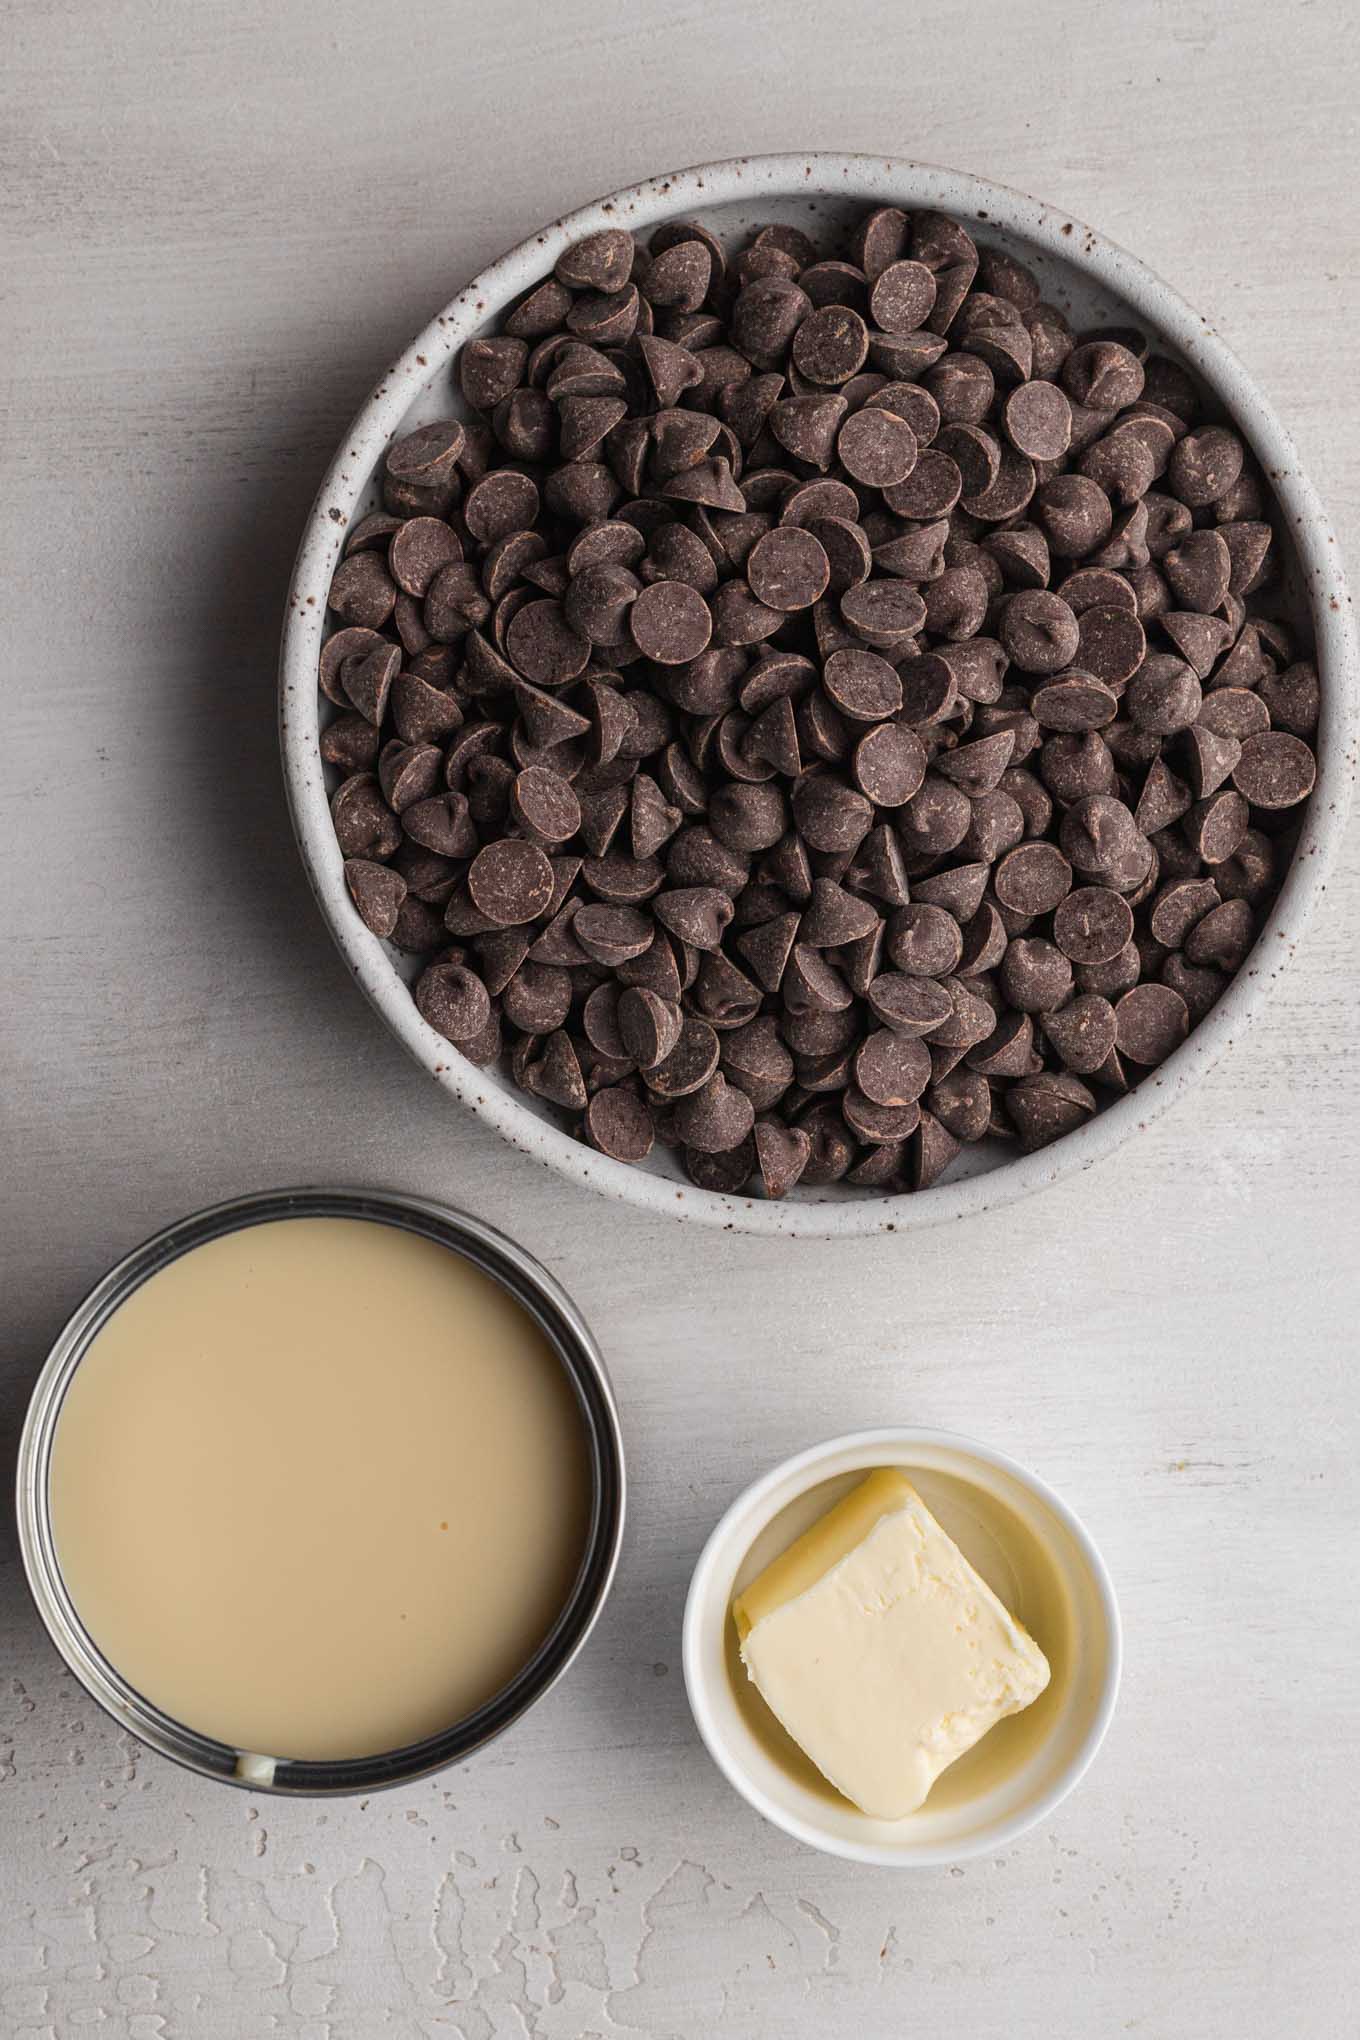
[682,1428,1120,1866]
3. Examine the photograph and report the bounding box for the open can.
[16,1186,625,1795]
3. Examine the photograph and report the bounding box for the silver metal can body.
[16,1187,625,1796]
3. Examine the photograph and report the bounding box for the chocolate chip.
[792,305,870,385]
[710,577,785,647]
[866,258,935,332]
[1164,530,1231,615]
[387,419,465,483]
[460,336,530,412]
[340,641,401,727]
[1168,426,1244,509]
[999,938,1074,1013]
[1213,829,1275,905]
[746,526,831,612]
[885,903,963,979]
[899,773,974,858]
[585,1085,655,1162]
[628,579,713,664]
[520,1030,586,1111]
[844,1088,921,1143]
[994,841,1073,915]
[862,973,949,1042]
[643,238,712,312]
[884,447,962,520]
[653,886,734,951]
[331,773,401,860]
[675,1071,756,1152]
[1232,732,1316,810]
[572,903,652,969]
[790,772,875,854]
[424,563,490,642]
[1037,733,1111,808]
[1257,660,1320,739]
[1147,875,1218,949]
[1077,604,1146,686]
[1183,723,1242,800]
[683,1139,756,1192]
[616,986,684,1069]
[959,788,1023,865]
[769,393,849,469]
[1042,994,1117,1075]
[837,406,919,489]
[344,857,407,938]
[328,552,397,629]
[754,1118,811,1198]
[1036,473,1113,557]
[1125,655,1202,735]
[1006,1071,1097,1150]
[1075,939,1141,997]
[505,599,591,685]
[852,722,927,806]
[1003,380,1073,461]
[501,962,572,1035]
[319,626,389,706]
[322,712,382,775]
[415,959,491,1042]
[510,764,581,844]
[1060,794,1143,878]
[840,581,927,648]
[1183,897,1255,971]
[384,517,461,599]
[467,839,555,925]
[734,908,800,994]
[701,784,779,859]
[693,951,761,1030]
[1001,589,1081,673]
[556,228,634,293]
[1114,982,1189,1064]
[822,648,904,722]
[854,1029,932,1107]
[1197,687,1270,743]
[1160,953,1226,1024]
[378,740,442,814]
[1185,788,1250,865]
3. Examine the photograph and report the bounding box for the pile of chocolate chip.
[320,204,1319,1198]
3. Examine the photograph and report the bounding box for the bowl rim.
[280,151,1358,1237]
[680,1425,1123,1866]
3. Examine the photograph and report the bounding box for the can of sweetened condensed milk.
[17,1187,625,1794]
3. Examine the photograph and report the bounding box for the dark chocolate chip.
[585,1085,655,1162]
[1232,732,1316,810]
[1114,982,1190,1064]
[415,959,492,1043]
[467,839,555,925]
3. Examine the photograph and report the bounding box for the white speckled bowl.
[280,154,1358,1236]
[682,1428,1121,1866]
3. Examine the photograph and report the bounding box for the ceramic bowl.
[280,153,1357,1236]
[681,1428,1121,1866]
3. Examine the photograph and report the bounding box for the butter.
[733,1469,1050,1819]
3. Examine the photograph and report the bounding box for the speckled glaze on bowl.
[280,153,1357,1236]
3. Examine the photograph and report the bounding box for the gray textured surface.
[3,2,1359,2033]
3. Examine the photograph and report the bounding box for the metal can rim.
[16,1185,625,1796]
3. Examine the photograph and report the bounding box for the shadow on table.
[171,357,377,988]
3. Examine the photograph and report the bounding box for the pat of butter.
[733,1469,1050,1819]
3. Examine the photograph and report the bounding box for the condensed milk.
[20,1193,622,1784]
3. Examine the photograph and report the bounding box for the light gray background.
[3,3,1358,2035]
